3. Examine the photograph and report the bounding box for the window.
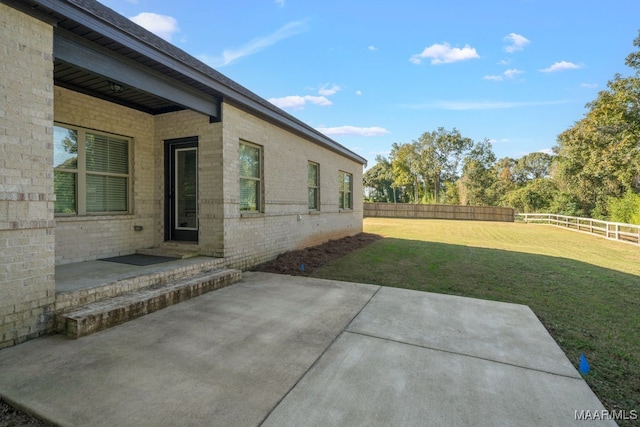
[53,126,78,214]
[53,124,130,215]
[239,141,262,211]
[308,162,319,210]
[338,171,352,210]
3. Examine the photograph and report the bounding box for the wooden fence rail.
[517,213,640,246]
[364,203,515,222]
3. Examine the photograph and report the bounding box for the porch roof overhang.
[7,0,367,165]
[53,32,222,118]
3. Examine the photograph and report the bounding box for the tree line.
[364,31,640,224]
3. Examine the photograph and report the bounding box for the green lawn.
[312,218,640,420]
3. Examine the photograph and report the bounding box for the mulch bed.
[0,398,44,427]
[251,232,382,276]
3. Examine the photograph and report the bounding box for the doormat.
[99,254,179,266]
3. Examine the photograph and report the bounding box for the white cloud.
[316,126,390,137]
[401,99,571,110]
[268,96,306,109]
[498,59,512,65]
[304,95,332,106]
[539,61,582,72]
[200,21,308,67]
[368,45,378,51]
[410,42,479,65]
[269,83,340,110]
[503,33,530,53]
[268,95,332,109]
[356,90,363,96]
[129,12,179,42]
[484,68,524,81]
[275,0,285,6]
[538,148,555,155]
[581,83,598,88]
[504,68,524,79]
[318,84,340,96]
[268,83,340,109]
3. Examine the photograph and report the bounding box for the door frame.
[164,137,199,242]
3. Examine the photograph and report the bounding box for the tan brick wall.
[1,1,364,350]
[53,87,157,264]
[0,4,55,348]
[221,103,364,269]
[148,105,364,267]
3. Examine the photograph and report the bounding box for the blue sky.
[99,0,640,167]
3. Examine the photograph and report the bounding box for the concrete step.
[56,268,242,338]
[55,257,226,314]
[137,243,200,259]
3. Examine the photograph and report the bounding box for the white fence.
[517,213,640,246]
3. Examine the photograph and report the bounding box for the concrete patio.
[0,272,612,426]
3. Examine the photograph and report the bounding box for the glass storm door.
[165,138,198,241]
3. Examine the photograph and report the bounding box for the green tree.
[389,142,421,203]
[501,178,558,213]
[548,192,582,216]
[607,189,640,224]
[417,127,473,203]
[363,156,396,202]
[512,152,553,184]
[491,157,517,205]
[459,139,497,205]
[553,31,640,216]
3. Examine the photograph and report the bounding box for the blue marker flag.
[301,263,305,272]
[579,353,590,375]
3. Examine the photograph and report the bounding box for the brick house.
[0,0,366,347]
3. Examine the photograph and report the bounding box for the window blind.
[87,175,128,212]
[86,133,129,174]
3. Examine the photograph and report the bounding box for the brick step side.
[56,269,242,338]
[55,258,225,314]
